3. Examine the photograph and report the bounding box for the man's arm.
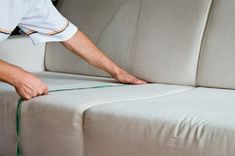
[61,31,147,84]
[0,31,146,100]
[0,59,48,100]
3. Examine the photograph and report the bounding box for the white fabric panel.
[0,36,45,72]
[197,0,235,89]
[0,72,191,156]
[85,88,235,156]
[130,0,212,85]
[45,0,212,85]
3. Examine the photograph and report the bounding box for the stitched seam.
[26,20,70,36]
[47,20,69,35]
[26,30,37,36]
[0,28,12,34]
[44,43,48,71]
[195,0,214,86]
[130,0,142,74]
[83,87,194,114]
[0,31,10,35]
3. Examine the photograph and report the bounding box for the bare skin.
[0,30,147,100]
[61,31,147,84]
[0,60,48,100]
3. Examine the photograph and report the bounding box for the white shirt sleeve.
[18,0,78,45]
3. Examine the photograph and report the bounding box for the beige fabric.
[0,72,118,156]
[197,0,235,89]
[46,0,127,77]
[0,36,45,72]
[85,88,235,156]
[130,0,212,85]
[45,0,212,85]
[0,84,18,156]
[0,72,120,156]
[0,72,191,156]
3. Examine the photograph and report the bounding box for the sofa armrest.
[0,36,45,72]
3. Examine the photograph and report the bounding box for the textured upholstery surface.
[1,0,235,156]
[0,36,45,72]
[0,71,120,156]
[0,72,191,156]
[85,88,235,156]
[0,84,18,156]
[45,0,212,85]
[129,0,212,85]
[197,0,235,89]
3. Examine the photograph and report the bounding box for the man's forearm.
[61,31,121,77]
[61,30,147,84]
[0,59,24,86]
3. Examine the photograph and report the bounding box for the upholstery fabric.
[1,0,235,156]
[45,0,212,85]
[0,72,191,156]
[129,0,212,85]
[197,0,235,89]
[0,36,45,72]
[0,83,18,156]
[85,88,235,156]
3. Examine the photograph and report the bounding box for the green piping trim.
[16,97,24,156]
[16,84,125,156]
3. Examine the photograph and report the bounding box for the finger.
[23,95,32,100]
[37,85,48,95]
[38,90,43,95]
[136,79,148,84]
[126,78,135,84]
[23,89,36,99]
[32,90,38,97]
[42,86,49,95]
[24,86,37,98]
[16,89,29,100]
[131,78,147,85]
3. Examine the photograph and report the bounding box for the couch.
[1,0,235,155]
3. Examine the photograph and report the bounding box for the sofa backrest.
[197,0,235,89]
[45,0,212,86]
[0,36,45,72]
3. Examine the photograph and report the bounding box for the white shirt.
[0,0,77,44]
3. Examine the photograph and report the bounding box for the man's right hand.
[0,59,48,100]
[14,71,48,100]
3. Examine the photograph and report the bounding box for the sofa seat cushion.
[0,84,19,156]
[0,71,122,156]
[0,72,192,156]
[85,88,235,156]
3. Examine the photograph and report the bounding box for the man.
[0,0,147,100]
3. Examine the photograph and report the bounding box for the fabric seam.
[83,87,194,114]
[195,0,214,87]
